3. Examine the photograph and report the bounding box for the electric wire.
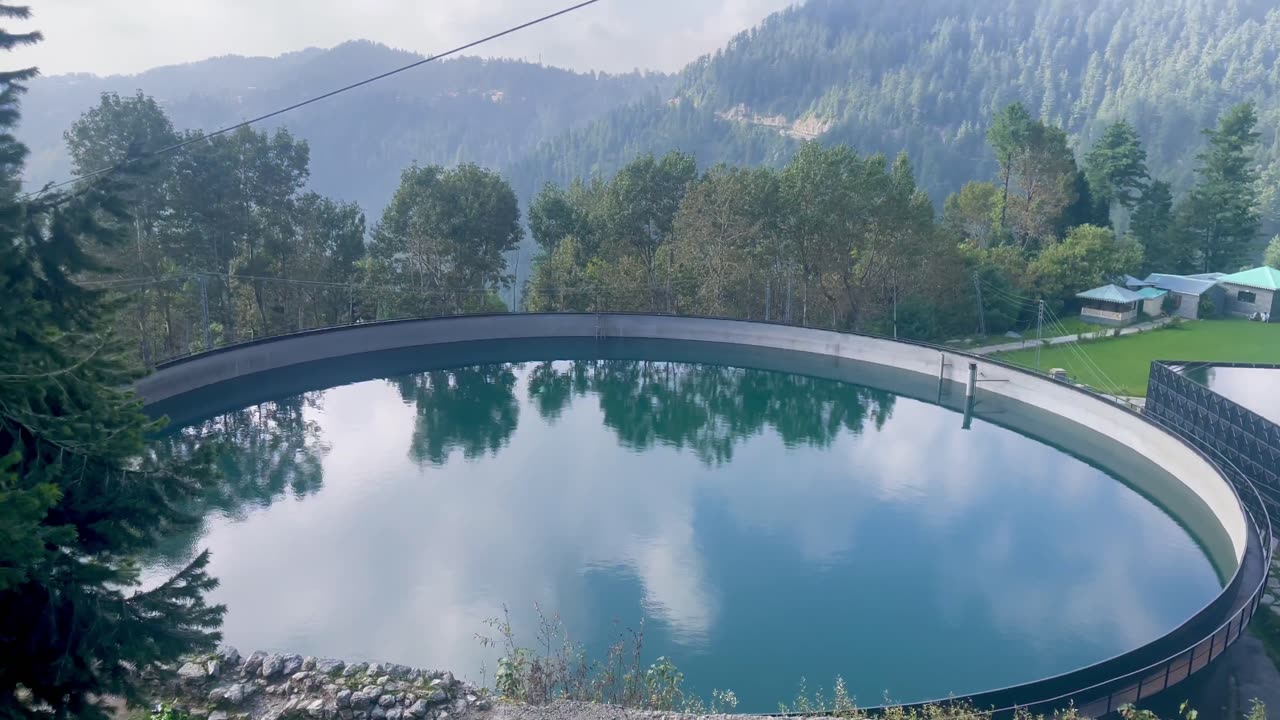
[20,0,605,200]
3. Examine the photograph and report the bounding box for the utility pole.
[1036,299,1045,370]
[972,272,987,337]
[198,273,211,350]
[892,281,899,339]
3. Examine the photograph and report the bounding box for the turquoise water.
[147,354,1223,712]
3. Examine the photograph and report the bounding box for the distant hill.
[18,40,673,216]
[19,0,1280,238]
[515,0,1280,218]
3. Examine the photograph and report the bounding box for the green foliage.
[1031,225,1144,310]
[1177,101,1263,272]
[1263,235,1280,270]
[364,163,522,318]
[943,182,1000,248]
[1131,180,1186,273]
[1084,120,1150,212]
[0,11,224,718]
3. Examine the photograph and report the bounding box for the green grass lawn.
[993,319,1280,396]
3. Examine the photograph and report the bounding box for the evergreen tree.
[0,8,223,718]
[1083,120,1149,214]
[1129,180,1188,273]
[1176,102,1262,272]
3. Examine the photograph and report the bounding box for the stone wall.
[150,646,489,720]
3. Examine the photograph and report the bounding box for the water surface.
[148,357,1222,711]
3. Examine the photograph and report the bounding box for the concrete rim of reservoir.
[136,313,1272,717]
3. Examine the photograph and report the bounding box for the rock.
[450,700,466,715]
[207,660,222,678]
[473,699,490,711]
[217,645,242,666]
[281,654,305,676]
[379,695,397,708]
[386,681,408,693]
[292,671,313,684]
[377,676,392,687]
[282,699,300,715]
[244,651,268,676]
[178,662,207,682]
[408,669,422,682]
[342,663,368,678]
[360,686,380,698]
[371,707,387,720]
[388,664,411,679]
[403,694,417,706]
[465,695,476,704]
[424,689,447,705]
[407,700,430,718]
[349,692,373,710]
[438,672,455,688]
[262,654,286,679]
[386,710,404,720]
[317,659,346,676]
[367,664,385,676]
[437,712,450,720]
[225,684,247,704]
[210,712,229,720]
[306,699,327,718]
[303,656,317,672]
[336,690,353,708]
[208,688,226,704]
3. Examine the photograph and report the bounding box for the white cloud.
[11,0,797,78]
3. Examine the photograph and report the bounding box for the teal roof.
[1218,266,1280,291]
[1135,287,1168,299]
[1076,284,1144,303]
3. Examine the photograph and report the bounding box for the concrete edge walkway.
[967,317,1175,356]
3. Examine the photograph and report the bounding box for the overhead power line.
[22,0,604,200]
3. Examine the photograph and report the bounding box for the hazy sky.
[12,0,796,78]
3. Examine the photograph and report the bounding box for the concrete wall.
[1221,283,1276,320]
[139,313,1249,568]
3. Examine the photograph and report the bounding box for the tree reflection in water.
[147,393,330,563]
[149,360,895,561]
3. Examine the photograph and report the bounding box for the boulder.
[378,695,397,708]
[225,683,247,704]
[281,654,305,676]
[317,659,346,676]
[342,663,368,678]
[261,654,286,679]
[210,712,229,720]
[349,692,373,710]
[206,660,222,678]
[178,662,207,682]
[371,707,387,720]
[303,657,317,672]
[406,700,430,719]
[424,689,447,705]
[217,646,242,666]
[243,652,268,676]
[306,699,327,718]
[336,690,353,709]
[385,710,403,720]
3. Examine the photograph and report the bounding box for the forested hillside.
[18,41,672,215]
[518,0,1280,230]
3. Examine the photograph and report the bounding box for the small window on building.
[1238,290,1257,304]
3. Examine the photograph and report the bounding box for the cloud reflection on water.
[150,360,1221,709]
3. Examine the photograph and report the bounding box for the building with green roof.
[1218,266,1279,321]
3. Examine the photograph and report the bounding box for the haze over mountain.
[18,0,1280,234]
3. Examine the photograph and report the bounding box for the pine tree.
[0,7,224,719]
[1083,120,1149,214]
[1176,102,1262,272]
